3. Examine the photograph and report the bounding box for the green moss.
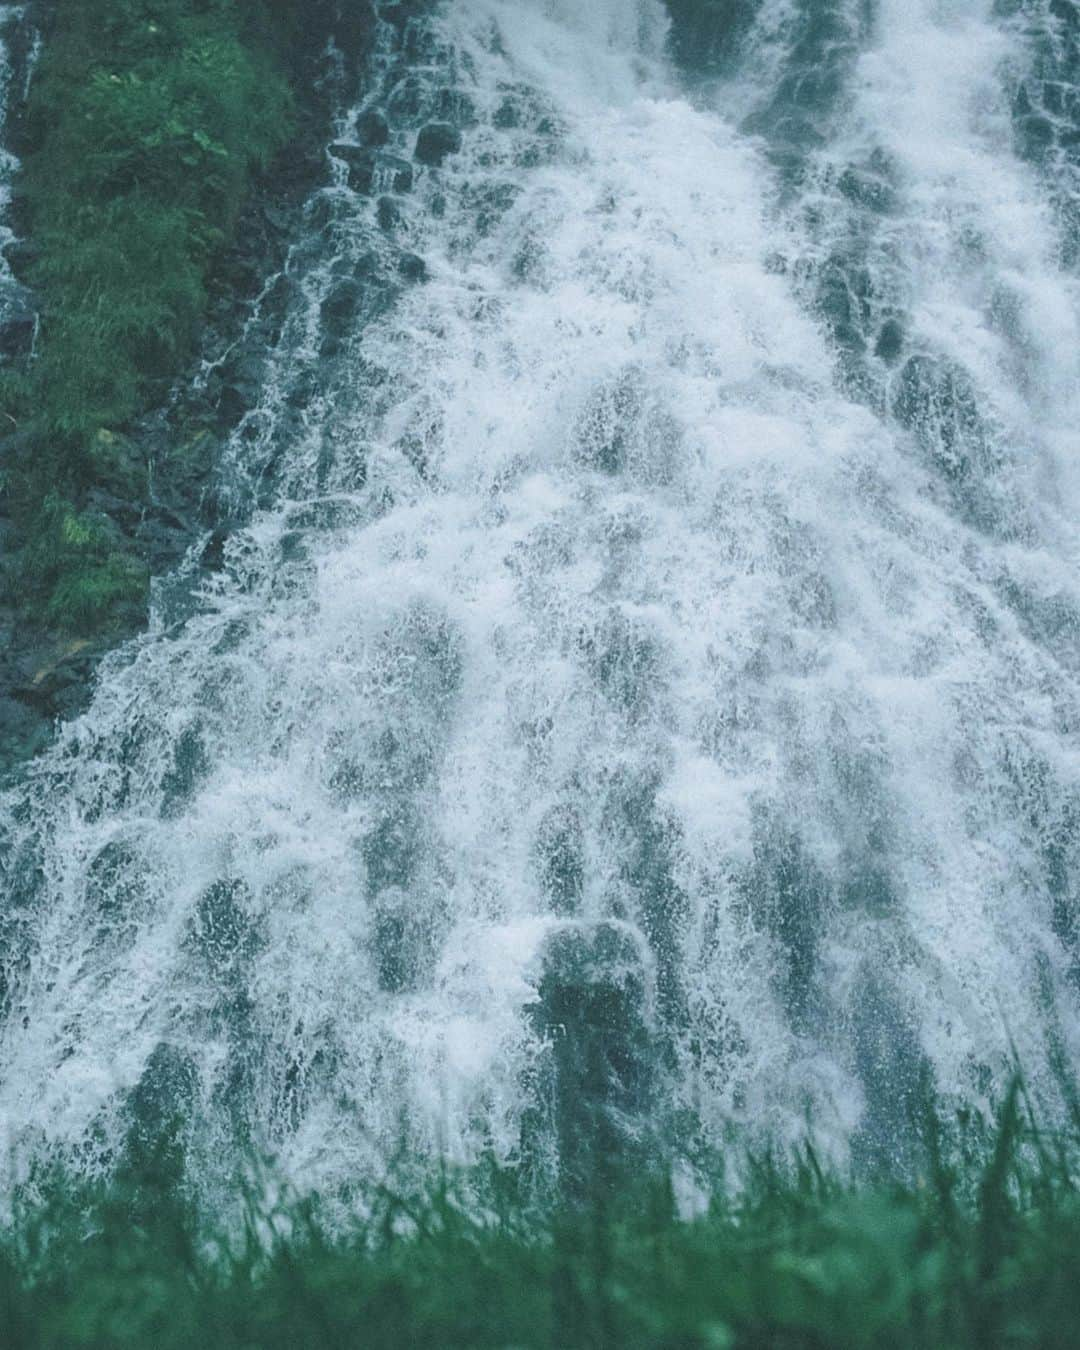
[15,493,149,633]
[3,0,296,632]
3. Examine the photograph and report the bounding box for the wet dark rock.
[386,75,432,126]
[286,496,371,533]
[160,726,211,819]
[81,486,143,532]
[894,353,980,458]
[257,271,293,342]
[367,725,437,795]
[1018,112,1055,160]
[7,637,113,720]
[356,108,390,147]
[0,692,49,772]
[817,257,872,354]
[317,0,379,76]
[85,840,149,946]
[875,317,904,363]
[400,9,447,64]
[849,975,933,1175]
[433,89,476,127]
[414,121,462,167]
[0,442,205,768]
[0,590,106,774]
[523,921,657,1198]
[0,292,35,360]
[398,251,427,282]
[198,527,229,573]
[321,277,366,339]
[317,266,399,355]
[377,194,405,232]
[840,864,897,917]
[742,820,828,1037]
[742,3,868,160]
[285,367,321,411]
[665,0,760,75]
[608,779,688,1040]
[125,1042,198,1183]
[494,96,522,130]
[2,236,39,279]
[0,824,42,1020]
[329,139,369,179]
[332,144,414,195]
[274,1034,336,1139]
[138,501,196,560]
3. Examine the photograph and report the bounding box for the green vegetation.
[1,0,296,631]
[3,1082,1080,1348]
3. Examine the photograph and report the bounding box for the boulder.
[356,108,390,148]
[414,122,462,167]
[398,251,427,283]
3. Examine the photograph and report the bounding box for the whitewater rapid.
[2,0,1079,1202]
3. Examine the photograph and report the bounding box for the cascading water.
[2,0,1080,1203]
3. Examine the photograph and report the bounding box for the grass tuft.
[3,1080,1080,1348]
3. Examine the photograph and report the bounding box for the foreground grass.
[2,1084,1079,1349]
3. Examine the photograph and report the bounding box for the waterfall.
[2,0,1079,1203]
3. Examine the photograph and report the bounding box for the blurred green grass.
[3,1076,1080,1348]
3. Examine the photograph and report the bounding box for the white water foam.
[1,0,1079,1201]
